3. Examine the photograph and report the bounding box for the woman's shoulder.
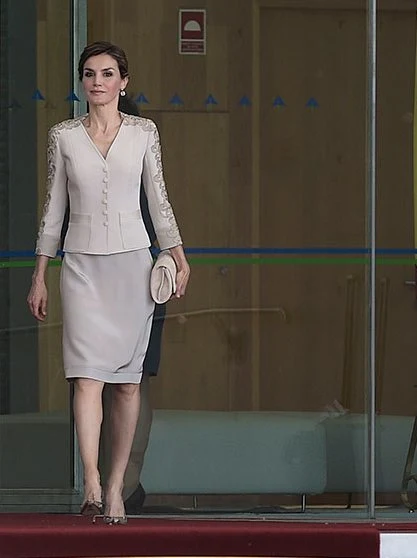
[48,115,85,137]
[121,113,157,132]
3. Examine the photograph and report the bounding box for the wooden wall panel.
[87,0,255,411]
[258,7,368,412]
[148,112,231,410]
[37,0,71,413]
[83,0,417,415]
[257,5,417,415]
[375,11,417,416]
[257,0,417,9]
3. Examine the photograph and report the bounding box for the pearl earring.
[120,89,126,97]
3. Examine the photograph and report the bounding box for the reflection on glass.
[0,0,73,505]
[3,0,415,520]
[374,4,417,517]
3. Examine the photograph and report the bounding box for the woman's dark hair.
[118,95,139,117]
[78,41,129,81]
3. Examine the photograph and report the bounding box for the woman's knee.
[74,378,104,396]
[113,383,140,401]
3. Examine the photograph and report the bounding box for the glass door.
[374,1,417,519]
[0,0,86,512]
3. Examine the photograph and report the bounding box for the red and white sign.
[179,9,206,55]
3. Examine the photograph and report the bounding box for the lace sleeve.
[141,119,182,250]
[35,124,68,258]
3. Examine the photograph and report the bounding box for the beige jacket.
[35,113,182,257]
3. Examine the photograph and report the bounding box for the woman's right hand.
[27,280,48,321]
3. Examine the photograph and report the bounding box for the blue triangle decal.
[306,97,319,108]
[205,94,218,105]
[135,92,149,104]
[32,89,45,101]
[273,96,286,107]
[66,91,80,102]
[169,94,184,105]
[239,96,251,107]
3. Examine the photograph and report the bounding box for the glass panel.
[375,3,417,518]
[259,5,369,516]
[0,0,376,516]
[85,0,371,518]
[0,0,77,511]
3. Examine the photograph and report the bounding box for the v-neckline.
[80,112,125,162]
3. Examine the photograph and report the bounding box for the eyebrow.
[84,67,116,72]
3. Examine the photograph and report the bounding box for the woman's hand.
[175,260,190,298]
[27,255,50,321]
[27,279,48,321]
[169,245,190,298]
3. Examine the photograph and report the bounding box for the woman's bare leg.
[123,373,152,500]
[106,382,140,518]
[73,378,105,504]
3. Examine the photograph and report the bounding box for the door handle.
[405,281,416,287]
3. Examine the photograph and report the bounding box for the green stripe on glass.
[0,257,415,269]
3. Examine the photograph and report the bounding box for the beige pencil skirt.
[60,249,155,384]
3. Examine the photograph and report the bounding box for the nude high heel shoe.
[80,484,103,517]
[103,490,128,525]
[103,514,128,525]
[80,499,104,516]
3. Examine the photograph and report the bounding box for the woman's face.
[82,53,128,107]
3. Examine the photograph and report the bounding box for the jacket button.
[102,188,108,194]
[103,177,109,183]
[103,222,108,227]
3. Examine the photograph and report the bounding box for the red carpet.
[0,514,380,558]
[375,522,417,531]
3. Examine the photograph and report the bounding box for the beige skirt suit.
[35,113,182,384]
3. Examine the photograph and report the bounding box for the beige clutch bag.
[150,250,177,304]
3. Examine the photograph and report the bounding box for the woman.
[27,41,190,524]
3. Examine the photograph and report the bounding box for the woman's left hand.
[169,245,190,298]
